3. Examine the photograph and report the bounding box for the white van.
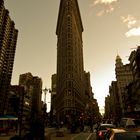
[120,118,136,128]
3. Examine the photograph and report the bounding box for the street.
[70,132,96,140]
[51,132,96,140]
[0,127,97,140]
[49,127,97,140]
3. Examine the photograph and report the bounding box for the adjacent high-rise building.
[18,72,43,135]
[127,46,140,116]
[105,81,121,122]
[129,46,140,80]
[32,76,43,118]
[54,0,87,121]
[0,0,18,114]
[19,72,43,118]
[115,55,133,115]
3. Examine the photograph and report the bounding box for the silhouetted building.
[126,46,140,117]
[84,72,100,121]
[84,72,93,100]
[7,85,21,117]
[105,95,111,121]
[54,0,87,121]
[19,72,43,136]
[19,73,43,118]
[19,72,33,104]
[105,81,121,123]
[19,73,32,136]
[105,47,140,119]
[8,85,25,136]
[129,46,140,80]
[0,0,18,114]
[31,76,42,119]
[115,55,133,115]
[50,74,57,123]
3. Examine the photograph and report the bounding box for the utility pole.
[43,87,48,104]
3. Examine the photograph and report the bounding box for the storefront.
[0,115,18,135]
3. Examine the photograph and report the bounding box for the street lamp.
[43,87,49,104]
[42,87,51,127]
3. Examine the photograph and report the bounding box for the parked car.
[96,123,116,140]
[120,118,140,128]
[105,128,140,140]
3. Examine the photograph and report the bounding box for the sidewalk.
[0,130,16,140]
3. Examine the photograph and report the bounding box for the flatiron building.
[54,0,87,121]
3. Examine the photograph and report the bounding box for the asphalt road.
[0,126,97,140]
[50,132,96,140]
[71,132,96,140]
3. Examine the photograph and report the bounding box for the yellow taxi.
[105,128,140,140]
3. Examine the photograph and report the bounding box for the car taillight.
[99,131,103,137]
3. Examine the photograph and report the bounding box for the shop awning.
[0,115,18,120]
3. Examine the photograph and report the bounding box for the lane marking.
[86,133,93,140]
[71,133,81,140]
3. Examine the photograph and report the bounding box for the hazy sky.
[5,0,140,112]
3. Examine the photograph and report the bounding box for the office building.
[126,46,140,117]
[115,55,133,115]
[54,0,87,121]
[19,73,43,118]
[18,72,43,135]
[0,0,18,114]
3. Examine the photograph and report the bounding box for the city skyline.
[5,0,140,112]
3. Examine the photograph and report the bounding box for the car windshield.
[115,132,140,140]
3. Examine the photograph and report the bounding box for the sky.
[5,0,140,113]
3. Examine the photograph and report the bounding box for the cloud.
[96,5,114,16]
[121,15,140,37]
[90,0,118,16]
[121,15,137,28]
[125,27,140,37]
[97,10,105,16]
[94,0,118,5]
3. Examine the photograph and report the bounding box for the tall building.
[50,74,57,123]
[19,72,33,99]
[84,72,94,100]
[19,73,33,135]
[0,0,18,114]
[32,76,43,118]
[55,0,87,121]
[129,46,140,80]
[126,46,140,117]
[19,72,43,118]
[19,72,43,135]
[115,55,133,115]
[108,81,121,122]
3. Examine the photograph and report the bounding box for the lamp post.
[43,87,48,104]
[42,87,51,127]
